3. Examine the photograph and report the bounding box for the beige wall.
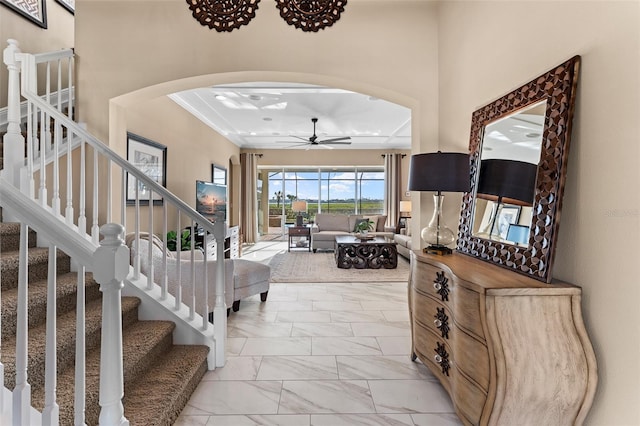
[437,1,640,425]
[0,0,74,109]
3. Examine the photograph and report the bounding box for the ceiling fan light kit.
[186,0,347,33]
[277,117,352,149]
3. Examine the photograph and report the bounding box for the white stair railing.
[2,39,226,424]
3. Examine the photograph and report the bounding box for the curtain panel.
[384,153,402,228]
[240,153,258,244]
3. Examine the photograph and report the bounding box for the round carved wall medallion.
[275,0,347,32]
[186,0,260,32]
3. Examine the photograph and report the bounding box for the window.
[212,164,226,185]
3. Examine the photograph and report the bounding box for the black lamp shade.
[477,159,538,206]
[408,152,471,193]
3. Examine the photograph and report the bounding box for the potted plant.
[354,219,375,234]
[166,230,203,252]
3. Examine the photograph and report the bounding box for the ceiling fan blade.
[277,142,310,148]
[317,136,352,144]
[318,144,334,150]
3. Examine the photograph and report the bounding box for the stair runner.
[0,222,209,425]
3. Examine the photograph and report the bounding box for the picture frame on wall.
[497,205,521,240]
[55,0,74,14]
[1,0,47,28]
[126,132,167,206]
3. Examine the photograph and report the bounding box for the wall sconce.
[408,152,471,255]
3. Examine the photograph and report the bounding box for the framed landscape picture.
[126,133,167,205]
[1,0,47,28]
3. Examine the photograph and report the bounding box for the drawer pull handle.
[434,342,450,376]
[434,307,450,339]
[433,271,449,301]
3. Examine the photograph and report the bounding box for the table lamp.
[408,152,471,255]
[292,200,308,226]
[476,159,537,239]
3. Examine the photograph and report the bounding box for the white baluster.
[147,191,153,291]
[174,214,181,311]
[91,149,99,244]
[161,205,168,300]
[52,120,61,216]
[13,223,31,426]
[42,245,59,425]
[107,160,112,223]
[2,40,26,188]
[213,219,227,366]
[77,137,86,233]
[93,224,130,426]
[65,129,74,226]
[74,267,87,426]
[39,103,47,206]
[120,169,126,229]
[189,221,196,321]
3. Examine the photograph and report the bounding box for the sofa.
[310,213,395,252]
[393,228,413,259]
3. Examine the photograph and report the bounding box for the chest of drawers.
[409,250,597,425]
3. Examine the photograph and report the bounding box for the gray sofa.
[310,213,395,252]
[393,229,413,259]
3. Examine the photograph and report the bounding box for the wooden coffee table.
[334,235,398,269]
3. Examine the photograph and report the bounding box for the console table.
[409,250,597,425]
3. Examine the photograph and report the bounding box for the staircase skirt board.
[0,223,210,425]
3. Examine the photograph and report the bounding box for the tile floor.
[175,241,463,426]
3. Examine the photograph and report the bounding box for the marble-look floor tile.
[411,413,464,426]
[173,415,210,426]
[313,301,363,311]
[291,322,354,337]
[279,380,376,414]
[238,300,315,312]
[276,311,332,323]
[230,310,279,323]
[183,381,282,415]
[376,336,413,356]
[257,356,338,380]
[337,355,430,380]
[228,322,293,338]
[226,337,247,357]
[208,414,311,425]
[368,380,455,413]
[310,413,414,426]
[330,311,387,323]
[241,337,311,356]
[312,337,382,355]
[382,310,410,322]
[360,301,410,311]
[351,322,411,337]
[296,291,345,301]
[202,356,262,381]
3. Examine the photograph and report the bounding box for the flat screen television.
[196,180,227,222]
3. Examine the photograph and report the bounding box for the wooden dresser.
[204,225,240,260]
[409,250,597,426]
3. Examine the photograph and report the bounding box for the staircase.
[0,222,209,425]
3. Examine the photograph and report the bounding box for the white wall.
[437,2,640,424]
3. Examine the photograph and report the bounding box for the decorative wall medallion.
[275,0,347,32]
[186,0,260,32]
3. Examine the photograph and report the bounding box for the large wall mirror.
[457,56,581,283]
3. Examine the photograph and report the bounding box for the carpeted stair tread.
[2,296,141,392]
[1,272,101,338]
[30,320,179,426]
[0,222,37,252]
[123,344,210,426]
[1,247,71,291]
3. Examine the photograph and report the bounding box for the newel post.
[2,39,25,188]
[212,218,227,367]
[93,224,130,426]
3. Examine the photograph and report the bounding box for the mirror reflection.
[471,100,546,246]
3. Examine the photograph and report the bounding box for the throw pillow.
[376,215,388,231]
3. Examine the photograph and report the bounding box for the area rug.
[268,252,410,283]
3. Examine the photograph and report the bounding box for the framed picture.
[1,0,47,28]
[55,0,74,14]
[126,132,167,205]
[497,205,521,240]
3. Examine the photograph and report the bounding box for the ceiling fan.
[277,117,351,149]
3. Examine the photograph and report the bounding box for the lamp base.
[424,245,453,256]
[296,215,303,227]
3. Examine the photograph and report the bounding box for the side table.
[288,226,311,252]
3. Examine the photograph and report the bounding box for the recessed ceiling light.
[214,94,226,100]
[263,117,273,121]
[249,94,262,101]
[250,132,257,136]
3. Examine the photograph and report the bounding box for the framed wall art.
[497,205,521,240]
[126,132,167,205]
[1,0,47,28]
[55,0,74,14]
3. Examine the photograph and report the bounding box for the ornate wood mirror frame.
[456,56,581,283]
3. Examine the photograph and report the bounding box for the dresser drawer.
[455,328,489,391]
[412,323,454,383]
[453,284,484,340]
[289,227,310,236]
[452,370,487,425]
[412,261,454,311]
[411,290,454,343]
